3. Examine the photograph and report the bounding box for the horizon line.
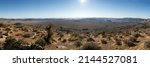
[0,17,149,19]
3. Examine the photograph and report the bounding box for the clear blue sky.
[0,0,150,18]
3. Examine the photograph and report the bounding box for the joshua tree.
[45,24,53,44]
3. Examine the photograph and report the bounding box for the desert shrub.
[87,38,95,42]
[3,36,44,50]
[3,32,8,36]
[116,40,122,46]
[74,41,82,47]
[15,33,21,36]
[35,39,47,47]
[60,26,63,31]
[5,27,11,31]
[101,31,105,35]
[14,23,24,26]
[33,29,38,33]
[3,37,25,50]
[62,39,67,43]
[141,23,149,28]
[129,37,139,43]
[27,44,44,50]
[0,23,7,28]
[144,41,150,48]
[61,29,71,34]
[0,35,3,38]
[124,40,136,47]
[133,33,142,38]
[81,43,101,50]
[101,39,107,44]
[23,32,35,38]
[0,44,2,50]
[23,34,31,38]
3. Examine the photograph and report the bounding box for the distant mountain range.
[0,18,148,23]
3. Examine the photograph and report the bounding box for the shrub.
[27,44,44,50]
[35,39,47,47]
[62,39,67,43]
[74,41,82,47]
[3,37,25,50]
[133,33,142,38]
[23,33,35,38]
[23,34,31,38]
[14,23,24,26]
[81,43,101,50]
[3,36,44,50]
[0,35,3,38]
[0,44,2,50]
[0,23,7,28]
[144,41,150,48]
[101,39,107,44]
[124,40,136,47]
[116,40,122,46]
[60,26,63,31]
[87,38,95,42]
[129,37,139,43]
[5,27,11,31]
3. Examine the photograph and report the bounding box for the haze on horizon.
[0,0,150,18]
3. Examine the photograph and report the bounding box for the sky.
[0,0,150,18]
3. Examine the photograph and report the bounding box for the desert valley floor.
[0,19,150,50]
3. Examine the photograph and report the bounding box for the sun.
[80,0,87,3]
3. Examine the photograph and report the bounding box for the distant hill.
[66,18,145,22]
[0,18,146,23]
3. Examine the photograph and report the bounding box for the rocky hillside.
[0,20,150,50]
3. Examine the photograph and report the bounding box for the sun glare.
[80,0,87,4]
